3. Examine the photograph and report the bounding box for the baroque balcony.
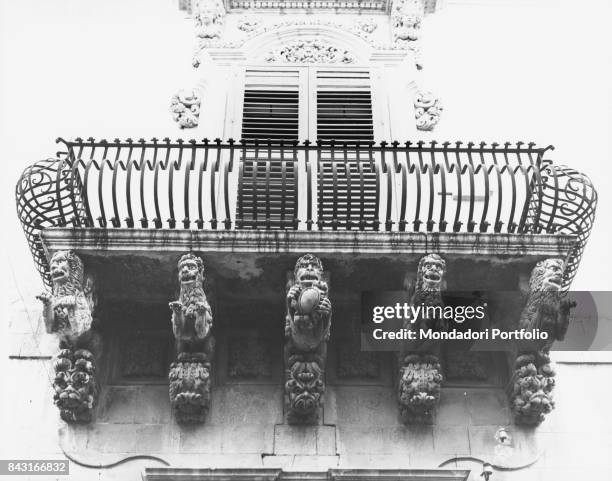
[13,136,598,428]
[17,137,596,289]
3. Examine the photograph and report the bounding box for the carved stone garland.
[168,253,215,423]
[415,91,443,131]
[284,254,332,424]
[398,254,446,423]
[37,251,100,423]
[265,39,355,64]
[170,90,201,129]
[509,258,574,425]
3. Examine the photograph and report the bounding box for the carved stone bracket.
[37,250,100,423]
[391,0,424,68]
[284,254,332,424]
[170,90,201,129]
[415,91,443,131]
[169,253,215,423]
[398,254,446,423]
[509,258,574,425]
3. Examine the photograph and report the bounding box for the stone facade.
[4,1,608,481]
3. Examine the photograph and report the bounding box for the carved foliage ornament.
[398,254,446,423]
[170,90,201,129]
[415,91,443,131]
[284,254,332,423]
[37,251,100,423]
[265,39,355,64]
[168,253,215,423]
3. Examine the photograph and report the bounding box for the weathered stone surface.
[209,385,283,425]
[97,386,171,424]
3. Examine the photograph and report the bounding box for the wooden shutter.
[315,70,379,230]
[237,69,300,229]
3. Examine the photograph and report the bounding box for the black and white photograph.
[1,1,610,480]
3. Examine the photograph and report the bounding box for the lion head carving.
[415,254,446,292]
[50,250,84,295]
[178,253,204,286]
[529,258,565,292]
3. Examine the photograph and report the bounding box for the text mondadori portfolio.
[371,327,549,341]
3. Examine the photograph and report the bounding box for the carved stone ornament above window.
[265,39,355,64]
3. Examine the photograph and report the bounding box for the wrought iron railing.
[16,138,597,289]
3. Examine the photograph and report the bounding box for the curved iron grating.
[536,158,598,289]
[15,157,86,287]
[15,138,597,288]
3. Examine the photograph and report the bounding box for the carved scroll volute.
[37,250,100,423]
[509,258,575,425]
[398,254,446,424]
[284,254,332,424]
[168,253,215,424]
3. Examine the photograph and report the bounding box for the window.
[236,66,381,230]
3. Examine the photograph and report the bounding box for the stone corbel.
[37,250,100,423]
[508,258,575,425]
[398,254,446,423]
[414,91,443,131]
[284,254,332,424]
[168,253,215,423]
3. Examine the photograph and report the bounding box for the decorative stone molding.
[194,0,226,39]
[37,250,100,423]
[265,39,355,64]
[170,90,201,129]
[509,258,575,425]
[191,19,408,67]
[168,253,215,423]
[414,91,443,131]
[398,254,446,423]
[284,254,332,424]
[228,0,387,10]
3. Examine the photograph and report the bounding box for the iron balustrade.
[16,138,597,289]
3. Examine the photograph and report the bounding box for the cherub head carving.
[529,259,565,292]
[178,253,204,286]
[294,254,324,288]
[50,251,83,290]
[416,254,446,291]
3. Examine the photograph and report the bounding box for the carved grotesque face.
[178,254,203,285]
[418,254,446,290]
[286,361,324,417]
[530,258,564,292]
[53,349,96,422]
[294,254,324,287]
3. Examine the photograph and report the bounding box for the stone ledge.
[41,228,575,259]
